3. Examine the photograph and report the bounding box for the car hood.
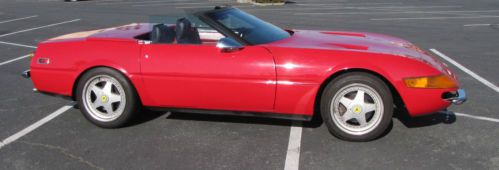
[267,29,449,73]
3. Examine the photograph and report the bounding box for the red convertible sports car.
[24,7,466,141]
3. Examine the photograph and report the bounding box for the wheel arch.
[314,68,406,116]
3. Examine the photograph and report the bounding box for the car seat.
[151,24,175,44]
[176,18,202,44]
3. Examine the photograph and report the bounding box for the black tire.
[75,67,140,128]
[320,72,393,141]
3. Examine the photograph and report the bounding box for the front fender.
[269,46,445,115]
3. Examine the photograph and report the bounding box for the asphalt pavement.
[0,0,498,169]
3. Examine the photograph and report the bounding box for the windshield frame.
[195,7,290,46]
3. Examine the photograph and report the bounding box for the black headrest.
[176,18,191,40]
[176,18,201,44]
[151,24,175,44]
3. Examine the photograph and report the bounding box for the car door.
[140,43,276,112]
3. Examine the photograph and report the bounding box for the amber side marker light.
[404,74,458,89]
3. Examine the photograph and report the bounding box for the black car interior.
[143,18,204,44]
[175,18,202,44]
[150,24,175,44]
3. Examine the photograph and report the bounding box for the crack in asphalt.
[19,141,104,170]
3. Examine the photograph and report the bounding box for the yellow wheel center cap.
[352,106,362,114]
[101,95,108,103]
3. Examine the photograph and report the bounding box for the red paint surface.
[30,24,460,117]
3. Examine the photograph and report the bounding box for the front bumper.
[446,89,467,105]
[398,87,467,116]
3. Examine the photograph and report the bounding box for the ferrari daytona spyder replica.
[24,7,466,141]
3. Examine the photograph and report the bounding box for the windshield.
[206,8,290,45]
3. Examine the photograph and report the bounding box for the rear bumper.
[22,69,30,78]
[22,69,72,99]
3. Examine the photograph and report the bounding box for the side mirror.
[216,37,244,52]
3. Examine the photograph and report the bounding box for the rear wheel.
[320,72,393,141]
[76,67,140,128]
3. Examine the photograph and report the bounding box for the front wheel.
[321,72,393,141]
[76,67,140,128]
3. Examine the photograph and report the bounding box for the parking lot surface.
[0,0,498,169]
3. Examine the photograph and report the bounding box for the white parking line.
[97,0,199,5]
[284,122,302,170]
[430,49,499,93]
[371,15,499,21]
[0,41,36,49]
[453,112,499,123]
[133,2,228,7]
[0,15,38,24]
[296,2,403,6]
[247,5,461,11]
[0,54,31,66]
[0,103,74,150]
[0,19,80,38]
[464,23,497,27]
[296,9,499,15]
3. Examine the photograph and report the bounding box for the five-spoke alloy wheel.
[76,67,140,128]
[321,72,393,141]
[83,75,126,122]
